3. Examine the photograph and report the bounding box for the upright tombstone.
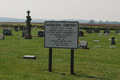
[94,28,100,33]
[79,41,89,49]
[20,26,24,30]
[3,29,12,35]
[105,33,108,36]
[38,31,44,37]
[86,29,89,33]
[79,31,84,36]
[111,37,116,44]
[23,27,27,30]
[41,26,44,29]
[22,31,27,37]
[104,29,110,34]
[15,28,18,32]
[0,34,4,39]
[81,27,84,30]
[86,29,92,34]
[14,26,18,30]
[99,33,103,36]
[25,10,32,39]
[115,30,119,33]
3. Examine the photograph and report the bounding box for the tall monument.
[25,10,32,39]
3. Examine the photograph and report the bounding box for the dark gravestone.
[104,29,110,33]
[14,26,18,30]
[105,33,108,36]
[15,28,18,32]
[111,37,116,44]
[38,31,44,37]
[3,29,12,35]
[20,26,24,30]
[86,29,89,33]
[79,31,84,36]
[22,31,27,37]
[86,29,92,34]
[25,10,32,39]
[81,27,84,30]
[99,33,103,36]
[115,30,119,33]
[94,28,100,33]
[23,27,27,30]
[79,41,89,49]
[0,34,4,39]
[41,26,44,29]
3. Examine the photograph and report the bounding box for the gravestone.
[105,33,108,36]
[99,33,103,36]
[93,40,100,42]
[104,29,110,33]
[86,29,89,33]
[81,27,84,30]
[41,26,44,29]
[23,55,36,59]
[86,29,92,34]
[115,30,119,33]
[15,28,18,32]
[87,29,92,34]
[79,41,89,49]
[110,46,116,48]
[14,26,18,30]
[0,34,4,39]
[22,31,27,37]
[38,31,44,37]
[3,29,12,35]
[20,26,24,30]
[23,27,27,30]
[94,45,101,47]
[79,31,84,36]
[94,28,100,33]
[111,37,116,44]
[25,10,32,39]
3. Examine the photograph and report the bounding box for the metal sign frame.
[44,21,79,49]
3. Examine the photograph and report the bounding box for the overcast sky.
[0,0,120,22]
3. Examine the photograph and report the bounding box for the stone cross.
[27,10,30,16]
[25,10,32,39]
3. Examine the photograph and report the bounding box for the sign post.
[49,48,52,72]
[44,21,79,74]
[71,49,74,74]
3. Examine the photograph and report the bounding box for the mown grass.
[0,27,120,80]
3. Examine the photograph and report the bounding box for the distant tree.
[89,19,95,23]
[99,20,102,24]
[105,20,109,24]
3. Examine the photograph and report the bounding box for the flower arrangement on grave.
[78,40,80,43]
[83,32,85,34]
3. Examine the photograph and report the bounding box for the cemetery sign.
[44,21,79,49]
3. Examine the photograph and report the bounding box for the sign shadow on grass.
[74,74,109,80]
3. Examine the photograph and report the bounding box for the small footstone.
[93,40,100,42]
[23,55,36,59]
[110,46,116,48]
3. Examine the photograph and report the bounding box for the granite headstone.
[0,34,4,39]
[79,41,89,49]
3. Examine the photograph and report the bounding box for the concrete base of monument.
[23,55,36,59]
[79,47,89,49]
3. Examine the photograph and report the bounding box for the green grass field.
[0,27,120,80]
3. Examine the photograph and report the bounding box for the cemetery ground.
[0,27,120,80]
